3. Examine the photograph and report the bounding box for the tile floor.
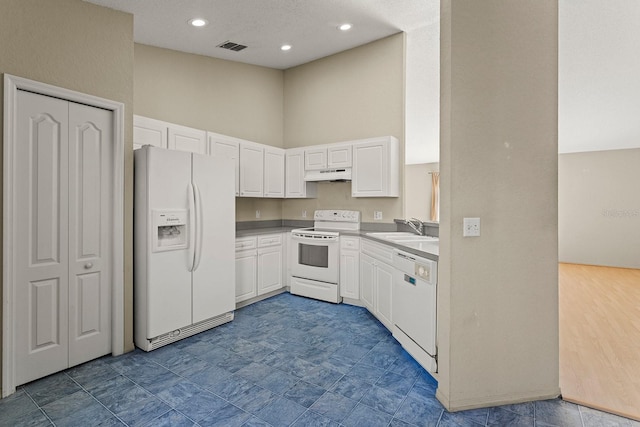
[1,293,638,427]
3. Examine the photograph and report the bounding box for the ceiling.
[84,0,439,70]
[84,0,640,159]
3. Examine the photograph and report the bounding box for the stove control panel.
[314,210,360,223]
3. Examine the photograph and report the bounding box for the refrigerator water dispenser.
[152,210,188,252]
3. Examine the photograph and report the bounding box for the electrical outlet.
[374,211,383,221]
[256,210,261,219]
[463,217,480,237]
[302,210,307,218]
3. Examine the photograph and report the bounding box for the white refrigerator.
[134,146,235,351]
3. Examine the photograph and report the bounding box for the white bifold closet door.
[14,90,112,386]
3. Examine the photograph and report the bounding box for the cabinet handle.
[84,262,93,269]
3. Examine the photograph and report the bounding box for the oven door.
[291,233,339,284]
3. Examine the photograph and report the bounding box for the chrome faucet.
[407,218,424,236]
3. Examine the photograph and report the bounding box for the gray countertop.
[235,223,438,262]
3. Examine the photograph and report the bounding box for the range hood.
[304,167,352,182]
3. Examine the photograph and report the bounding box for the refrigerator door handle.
[188,182,196,272]
[193,183,204,272]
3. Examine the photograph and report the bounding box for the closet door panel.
[14,90,70,385]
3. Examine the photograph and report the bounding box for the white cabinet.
[340,236,360,300]
[264,147,285,198]
[208,132,241,196]
[304,143,352,170]
[133,115,206,154]
[133,115,167,150]
[236,234,284,304]
[235,237,258,303]
[168,123,207,154]
[257,234,284,294]
[285,148,317,198]
[352,136,400,197]
[360,239,396,330]
[239,142,264,197]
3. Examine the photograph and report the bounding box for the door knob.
[84,262,93,269]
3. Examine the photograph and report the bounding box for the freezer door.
[191,153,236,323]
[143,147,193,338]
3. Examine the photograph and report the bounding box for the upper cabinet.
[168,123,207,155]
[285,148,317,198]
[264,147,285,198]
[304,143,352,170]
[239,142,264,198]
[133,115,206,155]
[352,136,400,198]
[208,132,241,196]
[134,115,398,200]
[133,115,167,150]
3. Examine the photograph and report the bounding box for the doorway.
[2,75,125,396]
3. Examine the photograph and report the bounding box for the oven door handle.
[292,233,339,242]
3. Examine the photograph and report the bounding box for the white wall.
[559,149,640,269]
[559,0,640,153]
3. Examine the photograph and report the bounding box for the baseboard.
[436,388,561,412]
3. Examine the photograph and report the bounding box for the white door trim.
[2,74,125,397]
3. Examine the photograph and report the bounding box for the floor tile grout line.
[20,386,56,426]
[63,371,132,427]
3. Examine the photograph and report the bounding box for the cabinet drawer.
[236,236,257,251]
[361,239,394,265]
[341,236,360,250]
[258,233,282,248]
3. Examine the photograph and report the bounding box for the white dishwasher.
[392,249,438,373]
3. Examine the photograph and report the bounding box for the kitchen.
[3,1,626,426]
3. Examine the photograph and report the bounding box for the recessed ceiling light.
[338,23,352,31]
[189,18,208,27]
[281,44,292,51]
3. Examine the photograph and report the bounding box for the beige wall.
[282,34,406,223]
[134,44,284,147]
[0,0,134,394]
[439,0,559,410]
[559,148,640,269]
[405,163,439,221]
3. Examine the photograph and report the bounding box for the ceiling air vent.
[217,41,247,52]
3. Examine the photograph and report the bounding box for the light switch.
[463,217,480,237]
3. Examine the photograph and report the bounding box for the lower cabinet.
[236,237,258,303]
[360,240,395,330]
[235,233,284,304]
[339,236,360,300]
[257,234,284,294]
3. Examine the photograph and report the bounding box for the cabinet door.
[340,249,360,299]
[209,133,240,196]
[133,115,167,150]
[258,246,283,295]
[168,124,207,154]
[239,143,264,197]
[236,250,258,303]
[360,253,376,313]
[352,137,399,197]
[285,148,317,198]
[264,147,285,198]
[328,143,352,168]
[375,262,394,330]
[305,147,327,170]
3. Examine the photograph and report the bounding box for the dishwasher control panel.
[394,249,438,286]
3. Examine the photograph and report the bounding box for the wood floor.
[559,263,640,421]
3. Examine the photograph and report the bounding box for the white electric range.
[290,210,360,303]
